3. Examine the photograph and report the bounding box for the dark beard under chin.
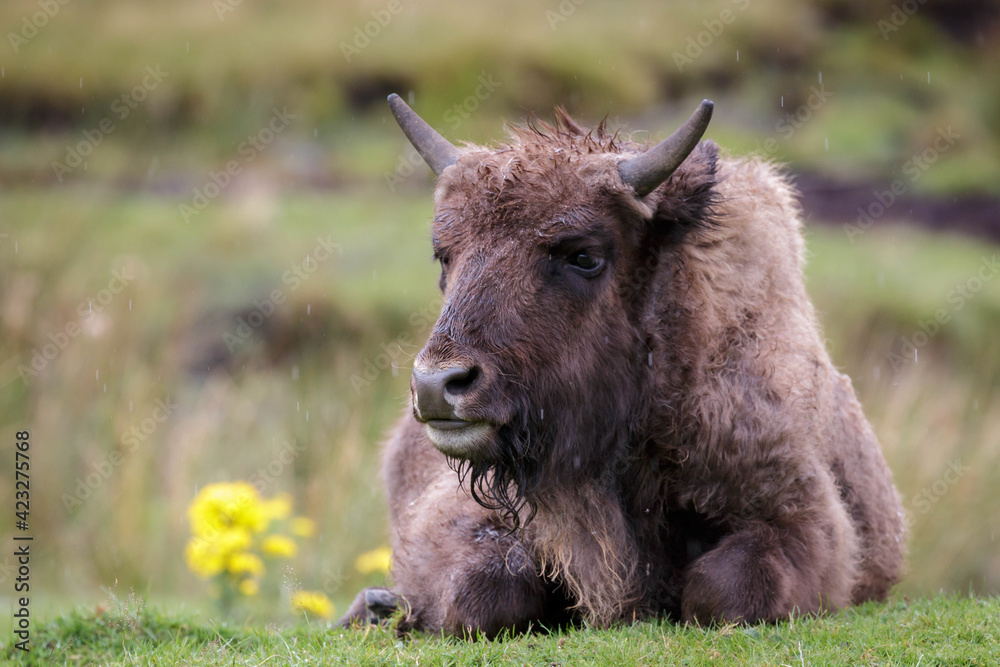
[446,420,542,532]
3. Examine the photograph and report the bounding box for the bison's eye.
[433,251,450,292]
[567,251,606,278]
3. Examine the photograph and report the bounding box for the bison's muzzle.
[411,364,495,457]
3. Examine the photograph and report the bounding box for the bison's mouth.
[424,420,495,459]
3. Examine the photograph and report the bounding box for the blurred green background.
[1,0,999,626]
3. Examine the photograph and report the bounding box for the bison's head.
[389,94,717,524]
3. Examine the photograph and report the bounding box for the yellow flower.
[261,535,297,558]
[238,579,259,596]
[290,517,316,538]
[354,546,392,575]
[185,537,224,578]
[291,590,335,619]
[185,529,252,578]
[188,482,269,538]
[261,493,292,522]
[227,552,265,577]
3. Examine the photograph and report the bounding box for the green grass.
[4,595,998,665]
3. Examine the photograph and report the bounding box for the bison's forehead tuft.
[432,151,634,242]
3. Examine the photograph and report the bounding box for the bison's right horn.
[618,99,714,197]
[388,93,461,175]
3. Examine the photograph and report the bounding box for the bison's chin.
[425,420,495,460]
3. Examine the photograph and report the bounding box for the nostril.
[412,364,482,422]
[444,366,479,397]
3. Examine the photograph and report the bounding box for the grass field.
[1,184,998,625]
[4,594,998,665]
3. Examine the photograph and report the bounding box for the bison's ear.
[651,139,719,233]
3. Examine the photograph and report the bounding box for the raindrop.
[780,96,784,108]
[292,365,299,380]
[878,273,885,287]
[540,409,545,420]
[307,304,311,315]
[186,41,189,53]
[927,71,930,84]
[648,352,653,367]
[96,369,99,380]
[104,384,107,393]
[314,128,318,138]
[306,411,309,422]
[89,301,93,314]
[80,77,83,88]
[974,399,979,410]
[129,299,132,310]
[818,71,822,84]
[736,50,739,62]
[297,401,300,412]
[914,349,918,363]
[306,255,311,268]
[825,137,829,150]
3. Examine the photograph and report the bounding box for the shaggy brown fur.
[340,108,906,636]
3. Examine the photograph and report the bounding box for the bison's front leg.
[391,480,565,637]
[680,477,858,625]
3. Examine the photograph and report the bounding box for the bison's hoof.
[364,588,399,620]
[339,587,401,628]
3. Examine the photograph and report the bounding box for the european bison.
[341,95,905,636]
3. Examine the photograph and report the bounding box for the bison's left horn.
[618,99,714,197]
[388,93,461,175]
